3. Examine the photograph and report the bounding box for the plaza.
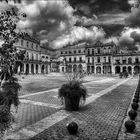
[3,73,140,140]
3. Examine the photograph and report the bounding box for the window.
[31,43,33,49]
[122,60,126,64]
[97,57,100,63]
[36,54,38,60]
[32,54,34,60]
[135,57,139,63]
[74,57,76,62]
[36,44,38,50]
[65,51,67,54]
[61,51,63,54]
[88,57,90,63]
[116,60,120,64]
[92,57,94,63]
[128,57,132,64]
[27,41,29,47]
[108,47,111,53]
[74,50,76,54]
[79,57,82,62]
[78,50,81,53]
[69,57,71,62]
[108,57,111,63]
[46,56,48,59]
[21,40,23,46]
[92,49,94,55]
[103,48,106,53]
[97,48,100,54]
[88,49,90,55]
[69,51,72,54]
[104,57,106,62]
[26,52,29,60]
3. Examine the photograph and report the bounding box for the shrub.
[66,122,78,135]
[128,109,137,120]
[59,71,87,111]
[0,105,14,137]
[131,102,139,111]
[125,120,136,133]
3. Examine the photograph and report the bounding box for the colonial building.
[57,40,140,75]
[113,52,140,75]
[14,33,50,74]
[86,41,116,74]
[58,42,87,73]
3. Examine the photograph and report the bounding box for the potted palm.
[58,71,87,111]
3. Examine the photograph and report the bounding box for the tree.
[0,5,26,83]
[0,2,26,137]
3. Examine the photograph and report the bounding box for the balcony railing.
[65,61,85,63]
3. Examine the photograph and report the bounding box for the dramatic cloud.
[51,26,106,49]
[17,0,75,42]
[125,0,140,27]
[68,0,130,17]
[118,27,140,50]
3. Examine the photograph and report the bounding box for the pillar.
[34,64,36,74]
[29,64,31,74]
[38,64,41,74]
[24,63,26,74]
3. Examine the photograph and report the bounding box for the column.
[95,66,97,74]
[38,64,41,74]
[101,66,103,74]
[29,64,31,74]
[132,66,134,75]
[48,64,50,73]
[24,63,26,74]
[120,66,123,73]
[34,64,36,74]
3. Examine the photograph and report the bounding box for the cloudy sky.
[1,0,140,50]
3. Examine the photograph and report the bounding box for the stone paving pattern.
[24,78,122,106]
[8,76,120,137]
[29,78,137,140]
[12,103,59,131]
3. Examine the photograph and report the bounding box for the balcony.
[66,61,85,63]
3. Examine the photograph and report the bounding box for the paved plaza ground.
[4,73,139,140]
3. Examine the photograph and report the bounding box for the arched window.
[97,57,100,63]
[128,57,132,64]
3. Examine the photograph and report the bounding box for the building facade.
[57,41,140,75]
[58,42,87,73]
[14,33,50,74]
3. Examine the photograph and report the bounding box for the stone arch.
[128,57,132,64]
[73,64,77,72]
[31,64,34,74]
[41,65,45,74]
[78,64,83,72]
[96,66,101,74]
[67,65,72,73]
[46,65,48,74]
[134,66,140,75]
[128,66,132,74]
[115,66,120,74]
[26,64,29,74]
[122,66,127,73]
[36,64,38,74]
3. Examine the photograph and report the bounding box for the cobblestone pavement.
[29,78,138,140]
[12,103,59,131]
[23,78,122,106]
[5,77,135,140]
[18,74,115,96]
